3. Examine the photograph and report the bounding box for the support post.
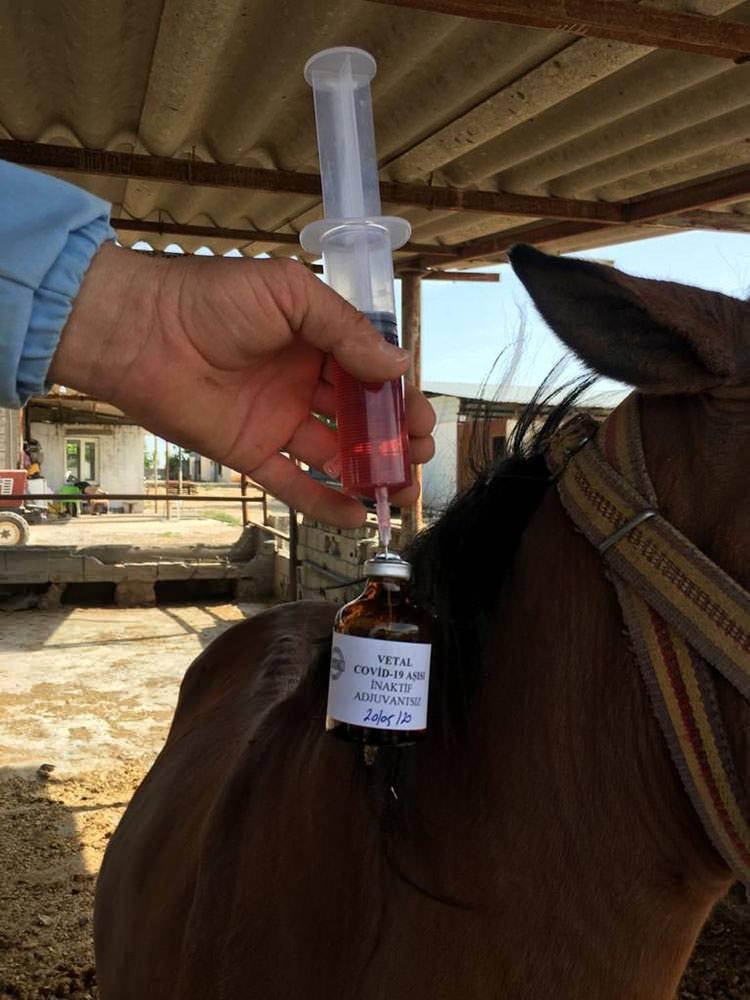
[288,507,299,601]
[400,272,424,545]
[18,408,25,468]
[240,474,249,527]
[152,436,159,514]
[165,442,171,520]
[177,445,183,520]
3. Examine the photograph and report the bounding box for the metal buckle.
[597,509,657,554]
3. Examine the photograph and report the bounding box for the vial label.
[327,632,431,731]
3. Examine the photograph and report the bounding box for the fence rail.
[4,494,264,503]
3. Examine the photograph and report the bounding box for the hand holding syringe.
[301,48,411,553]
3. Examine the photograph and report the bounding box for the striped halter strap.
[546,392,750,885]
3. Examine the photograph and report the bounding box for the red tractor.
[0,470,36,545]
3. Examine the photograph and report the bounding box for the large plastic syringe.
[301,47,412,548]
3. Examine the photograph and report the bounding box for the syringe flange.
[300,216,411,255]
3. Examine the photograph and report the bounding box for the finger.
[314,369,435,433]
[404,382,436,438]
[285,414,338,472]
[311,381,336,418]
[286,265,411,382]
[390,481,421,508]
[409,435,435,466]
[250,452,367,528]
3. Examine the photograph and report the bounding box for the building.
[422,382,627,513]
[0,408,21,471]
[193,455,236,484]
[26,391,145,512]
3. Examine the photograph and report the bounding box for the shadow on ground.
[0,763,142,999]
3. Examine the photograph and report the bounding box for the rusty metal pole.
[240,474,249,527]
[400,272,423,545]
[288,507,299,601]
[152,436,159,514]
[165,442,171,521]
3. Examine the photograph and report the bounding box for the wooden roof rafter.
[404,164,750,267]
[0,140,624,224]
[369,0,750,62]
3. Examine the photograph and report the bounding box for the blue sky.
[402,231,750,394]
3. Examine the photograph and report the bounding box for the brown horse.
[94,246,749,999]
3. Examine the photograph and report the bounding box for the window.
[66,438,98,483]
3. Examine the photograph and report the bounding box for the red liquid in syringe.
[333,312,411,500]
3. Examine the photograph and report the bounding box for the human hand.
[48,244,435,527]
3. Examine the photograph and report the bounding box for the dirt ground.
[27,513,242,549]
[0,606,748,999]
[0,603,263,999]
[24,486,291,550]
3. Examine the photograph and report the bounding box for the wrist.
[47,243,160,406]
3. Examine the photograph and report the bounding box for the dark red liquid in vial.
[334,312,411,500]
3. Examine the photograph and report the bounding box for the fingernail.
[324,456,341,479]
[382,343,410,362]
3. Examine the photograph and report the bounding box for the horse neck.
[409,489,731,1000]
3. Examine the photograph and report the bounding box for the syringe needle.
[375,485,391,554]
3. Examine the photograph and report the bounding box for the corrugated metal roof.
[1,0,749,262]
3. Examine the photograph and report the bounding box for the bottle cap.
[365,552,412,581]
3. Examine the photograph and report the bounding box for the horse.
[94,245,750,999]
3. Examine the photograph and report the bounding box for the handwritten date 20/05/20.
[363,708,414,728]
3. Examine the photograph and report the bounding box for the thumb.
[291,265,410,381]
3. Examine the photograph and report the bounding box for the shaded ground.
[0,606,747,999]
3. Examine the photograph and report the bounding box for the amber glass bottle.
[326,553,432,747]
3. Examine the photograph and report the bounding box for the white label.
[327,631,432,731]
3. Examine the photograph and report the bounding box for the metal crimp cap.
[365,552,412,581]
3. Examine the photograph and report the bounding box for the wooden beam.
[400,272,424,542]
[115,217,300,245]
[370,0,750,62]
[419,270,500,281]
[408,219,608,268]
[413,166,750,267]
[111,216,454,257]
[311,263,499,281]
[0,140,624,224]
[649,209,750,234]
[624,166,750,222]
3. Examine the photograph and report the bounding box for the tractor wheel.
[0,512,30,546]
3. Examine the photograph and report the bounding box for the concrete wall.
[30,422,145,511]
[0,408,20,469]
[197,455,234,483]
[422,395,460,513]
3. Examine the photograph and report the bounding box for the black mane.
[406,374,597,732]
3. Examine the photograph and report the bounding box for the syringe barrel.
[303,48,412,500]
[333,312,411,499]
[322,222,395,315]
[304,47,381,220]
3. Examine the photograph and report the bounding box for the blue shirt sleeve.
[0,161,115,408]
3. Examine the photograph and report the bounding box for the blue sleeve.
[0,161,115,408]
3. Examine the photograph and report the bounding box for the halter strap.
[546,393,750,885]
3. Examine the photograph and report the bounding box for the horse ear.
[508,244,749,393]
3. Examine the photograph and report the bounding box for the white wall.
[30,422,145,511]
[197,455,234,483]
[421,395,460,512]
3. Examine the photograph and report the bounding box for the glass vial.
[326,552,432,747]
